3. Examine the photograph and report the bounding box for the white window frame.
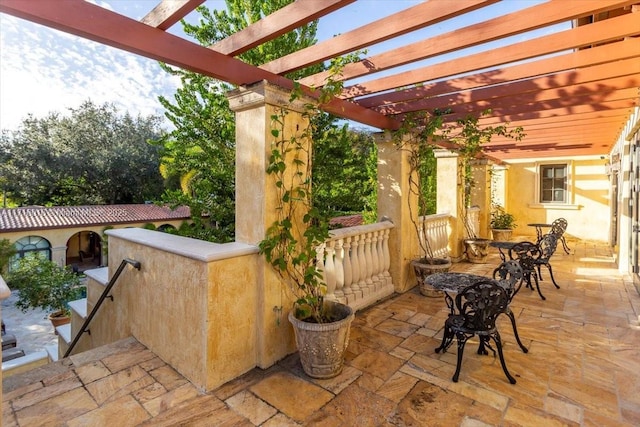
[530,161,580,210]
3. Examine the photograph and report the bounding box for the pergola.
[1,0,638,161]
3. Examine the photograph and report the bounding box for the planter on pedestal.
[411,257,452,297]
[463,238,491,264]
[491,229,513,241]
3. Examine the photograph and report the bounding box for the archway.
[65,231,102,273]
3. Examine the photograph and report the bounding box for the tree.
[0,101,166,206]
[154,0,327,243]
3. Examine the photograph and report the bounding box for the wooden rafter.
[141,0,205,30]
[300,0,639,88]
[261,0,497,75]
[210,0,355,56]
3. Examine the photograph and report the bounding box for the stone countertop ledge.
[106,228,259,262]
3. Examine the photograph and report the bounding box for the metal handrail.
[63,258,141,358]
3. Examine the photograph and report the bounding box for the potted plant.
[490,206,517,241]
[259,76,354,379]
[6,255,84,332]
[394,112,452,297]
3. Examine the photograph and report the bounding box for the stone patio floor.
[2,240,640,426]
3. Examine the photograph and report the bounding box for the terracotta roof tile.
[329,214,363,229]
[0,205,191,232]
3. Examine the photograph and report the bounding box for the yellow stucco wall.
[503,157,610,242]
[95,228,263,391]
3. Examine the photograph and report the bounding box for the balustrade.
[320,221,395,311]
[417,213,451,259]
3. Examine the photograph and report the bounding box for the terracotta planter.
[463,238,491,264]
[492,229,513,241]
[48,310,70,335]
[288,300,354,379]
[411,258,452,297]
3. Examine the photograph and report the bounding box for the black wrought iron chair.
[492,260,528,353]
[435,280,517,384]
[550,217,570,254]
[510,234,560,300]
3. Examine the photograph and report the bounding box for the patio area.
[3,240,639,426]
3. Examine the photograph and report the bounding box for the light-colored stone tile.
[349,348,405,382]
[67,394,150,427]
[85,365,151,405]
[261,412,301,427]
[75,360,112,385]
[249,371,334,423]
[132,381,167,404]
[142,382,201,417]
[544,394,582,424]
[11,377,83,411]
[14,387,97,426]
[376,371,419,403]
[310,364,361,394]
[225,389,277,425]
[148,364,189,391]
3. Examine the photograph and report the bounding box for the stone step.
[45,344,59,362]
[68,298,87,319]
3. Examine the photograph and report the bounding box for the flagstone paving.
[3,240,640,426]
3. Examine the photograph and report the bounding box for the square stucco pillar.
[228,80,310,369]
[490,164,509,216]
[434,149,465,260]
[469,159,491,238]
[376,132,419,293]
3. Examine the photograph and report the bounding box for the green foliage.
[312,125,378,219]
[0,238,16,276]
[154,0,323,243]
[259,65,352,323]
[395,109,525,255]
[0,101,165,206]
[490,206,517,230]
[7,255,84,315]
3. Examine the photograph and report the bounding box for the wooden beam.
[141,0,204,30]
[376,59,640,115]
[387,76,640,119]
[300,0,639,88]
[261,0,498,75]
[210,0,355,56]
[357,38,640,108]
[0,0,398,130]
[342,12,640,98]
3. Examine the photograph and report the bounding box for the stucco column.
[469,159,491,238]
[51,245,67,267]
[375,132,419,293]
[434,149,465,260]
[228,80,310,368]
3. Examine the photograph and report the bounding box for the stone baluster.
[342,236,354,303]
[351,235,363,300]
[363,231,375,295]
[322,241,336,300]
[333,238,346,303]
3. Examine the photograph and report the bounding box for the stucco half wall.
[103,228,270,391]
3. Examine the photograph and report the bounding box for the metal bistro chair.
[492,260,528,353]
[435,280,517,384]
[550,217,570,254]
[510,234,560,300]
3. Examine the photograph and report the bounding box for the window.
[540,164,567,203]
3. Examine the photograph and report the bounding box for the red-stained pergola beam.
[210,0,356,56]
[261,0,497,76]
[141,0,205,30]
[342,12,640,99]
[356,38,640,109]
[300,0,639,89]
[375,59,640,116]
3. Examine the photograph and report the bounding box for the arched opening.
[12,236,52,268]
[65,231,102,273]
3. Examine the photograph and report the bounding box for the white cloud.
[0,13,180,131]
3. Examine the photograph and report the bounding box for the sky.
[0,0,551,133]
